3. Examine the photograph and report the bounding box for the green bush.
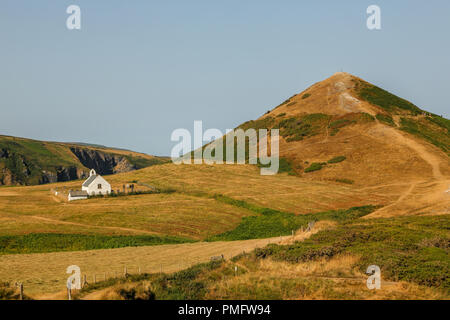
[280,114,330,142]
[302,93,311,99]
[354,80,423,115]
[327,156,346,164]
[376,114,396,126]
[258,157,296,175]
[304,163,323,173]
[400,117,450,154]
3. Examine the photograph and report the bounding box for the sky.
[1,0,449,156]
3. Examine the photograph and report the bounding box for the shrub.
[376,114,396,126]
[302,93,311,99]
[280,114,330,142]
[258,157,296,175]
[327,156,346,164]
[400,117,450,154]
[354,80,422,115]
[304,163,323,173]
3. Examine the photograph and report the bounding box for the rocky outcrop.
[0,168,13,185]
[70,147,136,175]
[39,167,88,184]
[0,145,139,186]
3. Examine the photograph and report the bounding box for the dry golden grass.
[0,236,288,298]
[0,163,392,238]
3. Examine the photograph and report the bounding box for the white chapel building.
[82,169,111,196]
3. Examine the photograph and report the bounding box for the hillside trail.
[334,82,449,216]
[362,122,448,217]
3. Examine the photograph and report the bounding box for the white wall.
[82,176,111,196]
[68,195,87,201]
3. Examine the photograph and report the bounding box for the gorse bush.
[334,178,354,184]
[376,113,396,126]
[400,117,450,154]
[254,215,450,292]
[278,114,330,142]
[302,93,311,99]
[304,163,323,173]
[354,80,423,115]
[258,157,296,175]
[327,156,346,164]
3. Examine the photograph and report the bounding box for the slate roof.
[69,190,88,197]
[82,175,99,187]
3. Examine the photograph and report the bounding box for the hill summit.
[237,72,449,216]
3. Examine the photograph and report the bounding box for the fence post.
[138,266,141,274]
[19,283,23,300]
[15,282,23,300]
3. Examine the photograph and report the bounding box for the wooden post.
[15,282,23,300]
[138,266,141,274]
[19,283,23,300]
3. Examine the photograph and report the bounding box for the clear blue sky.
[1,0,449,155]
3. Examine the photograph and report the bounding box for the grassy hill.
[0,73,448,299]
[0,135,168,185]
[234,73,449,181]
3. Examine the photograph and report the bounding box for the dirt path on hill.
[364,123,449,217]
